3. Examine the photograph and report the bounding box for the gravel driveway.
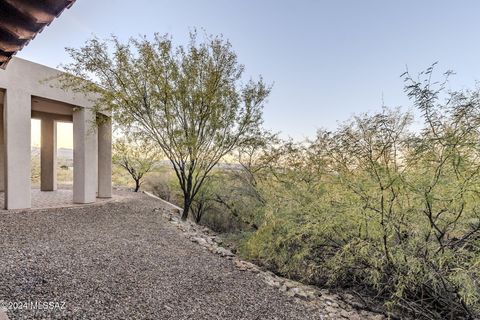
[0,192,326,320]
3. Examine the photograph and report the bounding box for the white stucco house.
[0,0,112,210]
[0,57,112,209]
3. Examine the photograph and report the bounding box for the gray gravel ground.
[0,192,326,320]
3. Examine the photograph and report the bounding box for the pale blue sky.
[18,0,480,140]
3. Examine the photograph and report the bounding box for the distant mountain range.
[31,147,240,170]
[58,148,73,160]
[32,147,73,160]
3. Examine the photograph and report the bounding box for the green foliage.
[239,68,480,319]
[31,152,73,187]
[59,31,271,220]
[112,136,161,192]
[31,153,40,185]
[143,168,184,204]
[58,33,478,317]
[191,168,265,231]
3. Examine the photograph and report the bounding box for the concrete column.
[0,103,4,192]
[40,118,57,191]
[73,107,97,204]
[97,117,112,198]
[4,89,31,209]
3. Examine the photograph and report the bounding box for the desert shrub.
[31,152,73,187]
[195,169,265,232]
[143,168,183,204]
[112,163,134,187]
[241,68,480,319]
[149,175,173,202]
[31,154,40,186]
[145,165,262,232]
[113,137,161,192]
[57,163,73,185]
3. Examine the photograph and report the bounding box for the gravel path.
[0,192,329,320]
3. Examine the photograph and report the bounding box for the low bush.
[149,67,479,319]
[240,69,480,319]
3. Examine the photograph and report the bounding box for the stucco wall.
[0,57,95,109]
[0,58,110,209]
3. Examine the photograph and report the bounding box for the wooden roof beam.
[0,19,37,40]
[3,0,56,24]
[0,39,26,53]
[0,0,76,69]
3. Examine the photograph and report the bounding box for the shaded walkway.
[0,188,113,210]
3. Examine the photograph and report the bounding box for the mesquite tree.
[60,32,270,220]
[113,137,160,192]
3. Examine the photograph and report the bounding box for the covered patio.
[0,188,114,210]
[0,57,112,210]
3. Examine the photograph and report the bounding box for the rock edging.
[145,192,389,320]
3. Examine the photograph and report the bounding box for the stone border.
[143,191,183,213]
[144,191,391,320]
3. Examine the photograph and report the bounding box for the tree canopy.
[113,136,160,192]
[60,32,271,220]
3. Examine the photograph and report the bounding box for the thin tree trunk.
[134,179,140,192]
[182,197,191,221]
[194,209,202,223]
